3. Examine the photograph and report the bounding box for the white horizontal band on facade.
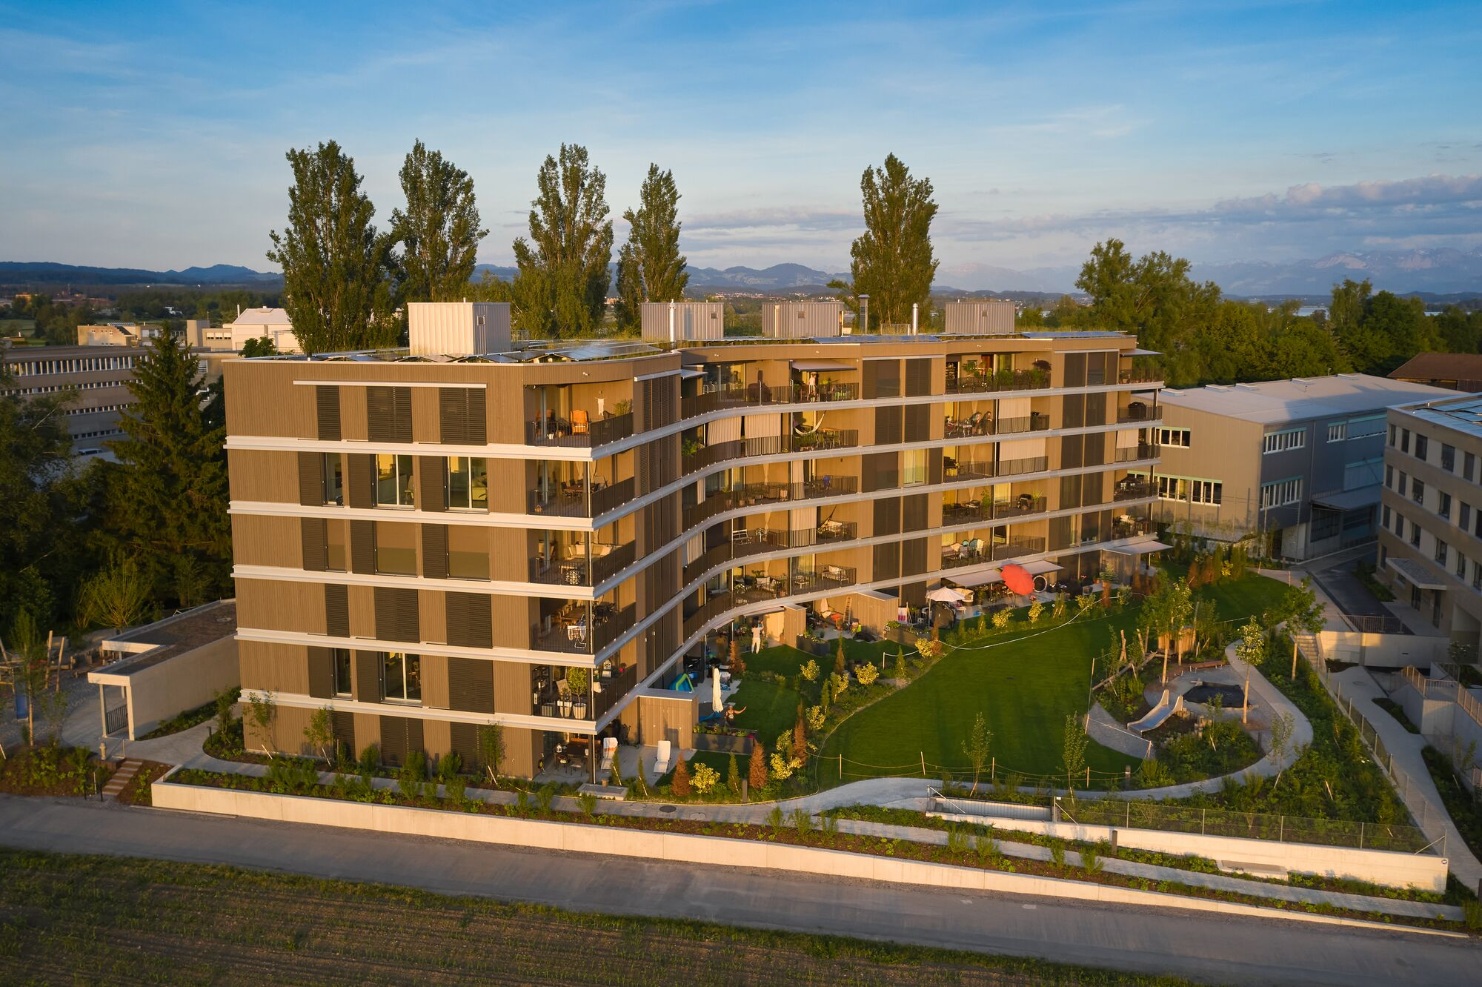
[291,380,488,390]
[238,688,598,736]
[234,627,619,670]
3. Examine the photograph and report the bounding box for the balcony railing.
[528,476,637,519]
[992,538,1047,561]
[1117,405,1163,424]
[682,522,861,586]
[1114,480,1153,502]
[532,661,639,723]
[681,565,857,640]
[529,543,638,587]
[941,496,1048,526]
[525,412,635,449]
[941,456,1049,484]
[1113,444,1157,463]
[1112,516,1157,539]
[682,430,859,476]
[944,411,1051,439]
[946,369,1051,395]
[1119,367,1164,385]
[683,476,860,529]
[530,603,636,656]
[679,381,860,420]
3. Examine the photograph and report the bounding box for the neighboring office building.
[76,322,161,347]
[225,310,1162,778]
[1,343,141,454]
[1144,374,1453,560]
[762,301,843,338]
[1389,352,1482,394]
[187,319,236,351]
[944,299,1015,335]
[1375,393,1482,644]
[640,301,724,342]
[228,307,299,353]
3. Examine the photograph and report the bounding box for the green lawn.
[729,676,801,745]
[819,572,1290,790]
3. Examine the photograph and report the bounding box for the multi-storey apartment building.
[1,343,142,453]
[225,308,1163,777]
[1377,393,1482,644]
[1145,375,1453,559]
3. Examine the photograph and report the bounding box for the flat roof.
[93,600,237,679]
[1159,374,1455,425]
[1402,394,1482,442]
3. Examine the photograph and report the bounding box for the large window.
[1151,474,1221,505]
[1326,422,1346,443]
[447,457,489,510]
[1158,427,1191,448]
[382,651,421,703]
[376,454,415,507]
[1415,434,1429,462]
[332,648,352,697]
[323,453,344,505]
[1260,476,1302,509]
[1263,428,1305,454]
[901,448,928,486]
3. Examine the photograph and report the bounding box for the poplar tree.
[614,164,688,332]
[832,154,939,330]
[511,144,613,338]
[108,328,230,605]
[391,140,488,305]
[267,140,395,354]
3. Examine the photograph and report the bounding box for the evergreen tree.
[511,144,613,338]
[108,329,230,605]
[391,140,488,306]
[831,154,938,330]
[614,164,688,332]
[267,140,396,354]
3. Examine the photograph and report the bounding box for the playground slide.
[1128,690,1185,734]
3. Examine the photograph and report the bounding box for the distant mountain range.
[6,248,1482,299]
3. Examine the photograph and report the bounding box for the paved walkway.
[3,796,1476,987]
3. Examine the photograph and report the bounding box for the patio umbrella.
[926,587,963,603]
[999,562,1035,596]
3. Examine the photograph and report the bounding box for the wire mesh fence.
[1067,799,1429,852]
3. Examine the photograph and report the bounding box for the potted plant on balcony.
[567,667,590,719]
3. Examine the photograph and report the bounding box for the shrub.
[805,705,826,731]
[1027,600,1045,624]
[799,659,820,683]
[577,792,597,817]
[535,784,556,815]
[671,757,691,797]
[748,744,769,791]
[792,808,813,835]
[397,751,429,800]
[855,662,879,686]
[691,762,719,795]
[358,743,381,777]
[991,609,1012,630]
[727,754,742,796]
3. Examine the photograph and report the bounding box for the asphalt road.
[1,795,1476,986]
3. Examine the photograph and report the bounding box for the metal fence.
[1068,798,1428,852]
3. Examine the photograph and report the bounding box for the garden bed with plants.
[0,745,113,798]
[1373,697,1421,734]
[156,766,1473,931]
[1421,745,1482,860]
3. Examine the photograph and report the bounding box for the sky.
[1,0,1480,289]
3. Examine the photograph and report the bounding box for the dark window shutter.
[374,587,420,642]
[862,451,898,492]
[447,657,495,712]
[354,650,381,703]
[1063,352,1087,387]
[368,386,412,443]
[379,715,407,766]
[1084,430,1105,468]
[902,494,928,532]
[902,538,927,577]
[873,542,900,580]
[467,389,487,443]
[1060,474,1083,510]
[325,584,349,637]
[297,452,323,505]
[875,360,901,397]
[1062,394,1085,429]
[861,361,880,398]
[904,404,930,443]
[316,386,341,441]
[904,358,932,397]
[929,448,943,485]
[873,497,901,536]
[301,517,328,572]
[1060,434,1084,470]
[439,388,488,445]
[419,457,447,512]
[449,722,478,767]
[1085,391,1107,427]
[332,711,355,753]
[1049,516,1075,551]
[347,454,375,508]
[350,520,375,574]
[307,646,334,698]
[446,592,493,648]
[422,524,449,579]
[875,406,902,445]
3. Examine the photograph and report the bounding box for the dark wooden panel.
[306,646,333,699]
[875,405,902,445]
[347,454,375,509]
[446,592,493,649]
[929,447,943,485]
[368,386,413,443]
[447,657,495,713]
[350,520,375,574]
[873,542,900,580]
[374,587,421,642]
[325,584,349,638]
[1059,474,1083,510]
[863,359,900,398]
[1085,391,1107,427]
[1061,394,1085,429]
[353,650,381,703]
[301,517,328,572]
[449,721,478,768]
[902,537,927,577]
[439,388,487,445]
[1060,434,1084,470]
[332,711,355,754]
[904,358,932,397]
[902,494,928,533]
[297,452,322,506]
[1063,352,1087,388]
[861,451,898,492]
[873,497,901,536]
[316,385,341,441]
[422,523,449,579]
[419,456,447,512]
[903,403,930,443]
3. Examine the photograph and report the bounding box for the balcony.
[941,495,1047,526]
[1113,444,1157,463]
[683,475,860,529]
[1113,478,1152,502]
[531,602,636,656]
[681,429,859,476]
[530,662,638,723]
[1117,404,1163,424]
[992,538,1047,561]
[525,412,634,449]
[944,411,1050,439]
[682,522,861,586]
[1112,515,1157,539]
[681,565,857,640]
[528,477,637,519]
[947,368,1051,395]
[529,542,637,587]
[1119,367,1164,385]
[679,381,860,420]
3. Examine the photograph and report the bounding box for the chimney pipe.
[669,300,676,344]
[912,303,918,335]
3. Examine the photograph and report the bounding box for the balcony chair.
[653,739,672,776]
[570,409,591,435]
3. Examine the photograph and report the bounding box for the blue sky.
[1,0,1479,287]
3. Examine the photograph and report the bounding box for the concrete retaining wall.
[149,780,1443,924]
[1319,630,1448,669]
[929,807,1446,892]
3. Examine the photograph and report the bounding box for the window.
[1401,429,1410,454]
[1347,415,1385,439]
[447,457,489,510]
[1382,504,1391,529]
[902,448,928,486]
[1412,477,1425,505]
[1474,561,1481,593]
[1158,427,1191,448]
[1442,444,1456,472]
[1458,552,1467,580]
[1415,434,1429,462]
[1263,428,1306,454]
[1410,521,1422,548]
[1466,452,1476,482]
[1385,465,1394,488]
[1394,513,1405,537]
[382,652,421,703]
[1462,503,1471,532]
[1260,477,1302,509]
[1439,492,1452,520]
[1310,510,1341,541]
[332,648,352,697]
[322,453,344,505]
[1327,422,1347,443]
[1152,474,1221,504]
[1436,540,1448,566]
[375,454,415,507]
